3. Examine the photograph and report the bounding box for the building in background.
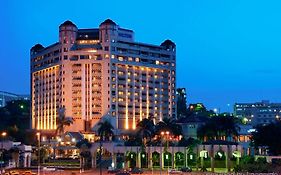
[30,19,176,133]
[0,91,30,108]
[234,100,281,126]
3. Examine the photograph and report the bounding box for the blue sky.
[1,0,281,112]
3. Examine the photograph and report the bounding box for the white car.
[168,169,183,174]
[43,167,56,171]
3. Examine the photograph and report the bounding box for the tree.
[97,120,114,141]
[155,117,182,137]
[0,100,36,145]
[97,120,113,174]
[197,115,239,141]
[56,107,74,137]
[136,117,155,146]
[76,139,92,169]
[252,121,281,155]
[176,88,187,118]
[234,156,274,173]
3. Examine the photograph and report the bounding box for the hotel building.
[30,19,176,133]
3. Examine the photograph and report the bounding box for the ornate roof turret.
[100,19,117,26]
[59,20,77,28]
[30,43,44,52]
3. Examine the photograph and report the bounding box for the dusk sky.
[1,0,281,112]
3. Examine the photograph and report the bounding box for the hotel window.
[118,57,124,61]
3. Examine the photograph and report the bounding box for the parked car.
[180,166,192,172]
[115,171,131,175]
[9,171,20,175]
[168,169,183,174]
[22,171,36,175]
[107,167,120,174]
[43,166,56,171]
[22,171,37,175]
[130,167,143,174]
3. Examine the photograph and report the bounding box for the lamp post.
[99,135,102,175]
[1,132,7,175]
[161,131,170,175]
[71,138,76,158]
[36,132,41,175]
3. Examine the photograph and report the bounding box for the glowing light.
[242,117,249,124]
[1,132,7,137]
[88,49,97,53]
[213,108,218,113]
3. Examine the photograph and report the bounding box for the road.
[3,169,205,175]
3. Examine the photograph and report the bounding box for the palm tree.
[97,120,114,174]
[76,139,92,170]
[97,120,114,141]
[56,107,74,137]
[155,117,182,136]
[136,117,155,146]
[197,115,240,141]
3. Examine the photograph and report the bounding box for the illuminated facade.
[30,19,176,132]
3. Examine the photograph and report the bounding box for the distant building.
[30,19,176,133]
[234,100,281,126]
[0,91,30,108]
[177,114,207,139]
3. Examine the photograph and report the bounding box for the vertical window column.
[125,66,129,130]
[132,67,136,130]
[146,68,149,119]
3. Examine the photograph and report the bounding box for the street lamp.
[1,132,7,174]
[36,132,41,175]
[160,131,170,175]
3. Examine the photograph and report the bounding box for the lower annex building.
[30,19,176,133]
